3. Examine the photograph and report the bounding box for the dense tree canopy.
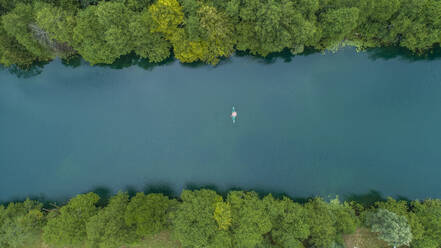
[304,197,358,247]
[125,192,176,237]
[227,191,272,248]
[365,208,412,248]
[171,189,230,248]
[0,199,44,248]
[4,189,441,248]
[264,195,309,248]
[411,199,441,248]
[42,192,100,247]
[1,0,441,67]
[86,192,136,248]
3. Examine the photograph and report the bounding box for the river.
[1,47,441,201]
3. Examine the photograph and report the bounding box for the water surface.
[2,48,441,201]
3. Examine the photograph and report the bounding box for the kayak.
[231,106,237,123]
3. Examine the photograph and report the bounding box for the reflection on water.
[6,46,441,79]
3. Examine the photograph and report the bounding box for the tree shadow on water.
[365,46,441,62]
[93,52,175,71]
[88,186,112,207]
[7,61,50,78]
[61,54,83,68]
[235,47,319,65]
[184,183,220,193]
[57,53,176,72]
[143,183,176,198]
[344,190,385,207]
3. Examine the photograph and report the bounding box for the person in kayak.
[231,106,237,123]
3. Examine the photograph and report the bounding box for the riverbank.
[0,188,437,248]
[1,0,441,67]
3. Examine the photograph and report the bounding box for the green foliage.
[365,208,412,247]
[227,191,272,248]
[73,1,133,64]
[1,0,441,67]
[264,195,309,248]
[195,4,235,64]
[374,197,424,242]
[0,199,44,248]
[42,192,100,247]
[317,7,360,50]
[354,0,401,48]
[330,198,359,235]
[35,3,76,57]
[86,192,137,248]
[213,202,232,231]
[305,198,338,247]
[125,193,176,237]
[171,189,230,248]
[35,3,76,44]
[411,199,441,248]
[129,9,171,62]
[148,0,183,37]
[6,189,441,248]
[390,0,441,53]
[232,0,318,56]
[125,0,152,11]
[0,23,37,67]
[305,197,358,247]
[1,3,54,60]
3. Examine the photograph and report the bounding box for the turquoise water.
[2,48,441,201]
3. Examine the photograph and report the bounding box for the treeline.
[1,0,441,68]
[1,189,441,248]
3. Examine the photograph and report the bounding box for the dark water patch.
[365,45,441,62]
[6,61,49,78]
[88,186,112,207]
[3,46,441,79]
[143,183,176,197]
[345,190,385,208]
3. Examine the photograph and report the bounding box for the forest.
[1,188,441,248]
[1,0,441,67]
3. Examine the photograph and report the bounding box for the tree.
[231,0,317,56]
[305,198,336,247]
[1,3,54,60]
[129,9,171,62]
[0,199,44,248]
[264,195,309,248]
[365,208,412,248]
[125,192,176,237]
[411,199,441,248]
[389,0,441,53]
[0,22,37,67]
[304,197,357,247]
[125,0,153,11]
[354,0,401,48]
[227,191,272,248]
[73,2,133,64]
[316,7,360,50]
[35,3,76,57]
[374,197,424,243]
[171,189,231,248]
[195,4,235,64]
[86,192,137,248]
[330,198,359,236]
[148,0,183,37]
[42,192,100,247]
[213,202,232,231]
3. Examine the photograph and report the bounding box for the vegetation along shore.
[1,188,441,248]
[1,0,441,67]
